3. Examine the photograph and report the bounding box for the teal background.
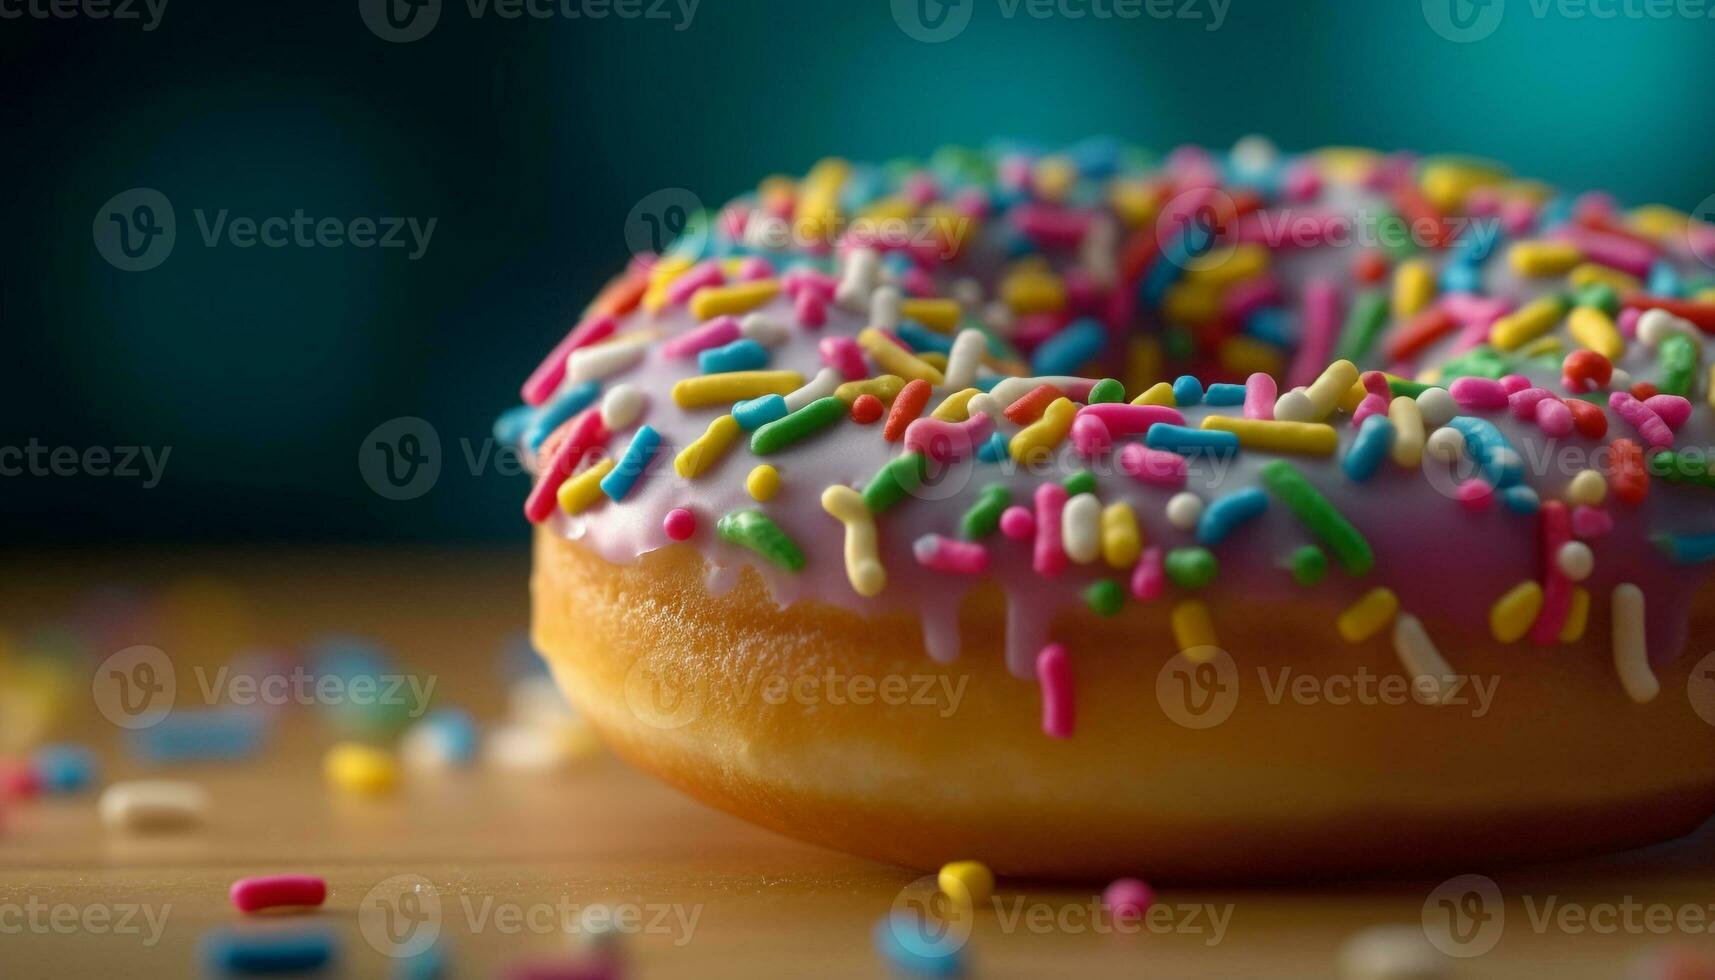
[5,0,1714,542]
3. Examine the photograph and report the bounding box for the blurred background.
[6,0,1715,544]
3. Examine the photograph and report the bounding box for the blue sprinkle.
[1440,261,1483,295]
[1204,383,1247,407]
[416,709,479,767]
[698,338,769,375]
[873,914,962,977]
[1066,135,1123,178]
[1144,424,1239,457]
[1197,488,1269,546]
[733,394,789,431]
[394,942,447,980]
[601,425,662,501]
[1141,242,1187,306]
[1538,195,1573,230]
[129,708,270,764]
[1244,307,1296,347]
[1343,415,1396,482]
[1654,532,1715,564]
[1002,226,1036,258]
[492,404,534,446]
[1455,224,1501,265]
[1501,484,1540,515]
[200,927,337,975]
[1648,260,1683,299]
[34,745,97,794]
[897,322,953,355]
[1447,416,1523,487]
[1171,375,1204,407]
[524,380,601,451]
[976,432,1008,463]
[1030,317,1105,376]
[881,252,916,278]
[973,375,1004,392]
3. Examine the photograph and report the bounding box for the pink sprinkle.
[1573,190,1617,223]
[793,290,827,329]
[951,187,990,219]
[1500,198,1538,237]
[1464,186,1501,217]
[1508,387,1554,421]
[902,173,939,208]
[1282,161,1321,201]
[1644,394,1692,430]
[520,315,617,406]
[735,256,773,281]
[913,535,989,575]
[1243,372,1277,420]
[1117,443,1189,488]
[1553,225,1657,277]
[1618,307,1642,339]
[1535,396,1574,437]
[1289,279,1340,389]
[1572,505,1614,539]
[1033,483,1069,578]
[1609,391,1674,448]
[1456,479,1495,512]
[1528,502,1574,645]
[999,506,1036,540]
[900,265,936,298]
[818,336,866,380]
[782,268,836,300]
[903,413,995,464]
[1129,547,1165,600]
[1078,403,1185,434]
[1499,374,1531,395]
[523,411,608,524]
[230,875,326,914]
[1103,878,1154,924]
[660,315,740,359]
[1451,376,1510,411]
[1035,643,1074,739]
[1070,413,1112,458]
[1011,203,1095,249]
[1221,277,1281,322]
[663,508,696,541]
[1351,393,1389,427]
[718,206,749,242]
[1441,294,1512,327]
[664,261,724,306]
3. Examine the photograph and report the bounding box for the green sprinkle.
[1573,282,1620,316]
[960,484,1010,539]
[1376,210,1417,260]
[751,396,845,455]
[1659,333,1698,398]
[1287,545,1327,587]
[1648,451,1715,489]
[1386,378,1438,400]
[1163,325,1195,361]
[1437,347,1510,381]
[862,453,928,513]
[1087,378,1126,404]
[1084,579,1125,617]
[1335,290,1391,362]
[1063,471,1097,496]
[1164,547,1219,590]
[715,510,805,571]
[1259,460,1375,576]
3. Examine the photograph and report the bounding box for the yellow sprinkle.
[1507,240,1582,277]
[1130,381,1177,407]
[1108,178,1161,228]
[1306,360,1360,421]
[1520,335,1564,359]
[1171,600,1218,660]
[821,485,884,597]
[1560,587,1591,643]
[834,374,907,405]
[1124,336,1162,393]
[1200,416,1338,455]
[1567,262,1641,293]
[746,464,780,502]
[1161,281,1222,326]
[1489,296,1566,351]
[1316,147,1380,184]
[1695,287,1715,306]
[1337,588,1399,643]
[1567,469,1607,507]
[938,860,994,908]
[671,370,805,409]
[919,351,949,372]
[1490,581,1545,644]
[1338,378,1368,414]
[324,742,398,797]
[1388,396,1425,468]
[674,415,740,479]
[1217,336,1283,378]
[1001,268,1068,315]
[931,388,981,422]
[1627,204,1691,241]
[557,458,617,514]
[687,279,780,321]
[899,298,963,333]
[1100,502,1142,569]
[1033,155,1077,202]
[793,157,849,242]
[1568,306,1625,360]
[1392,259,1436,317]
[1183,243,1268,289]
[1009,396,1076,462]
[859,328,944,384]
[1709,364,1715,411]
[1419,157,1506,210]
[859,196,916,223]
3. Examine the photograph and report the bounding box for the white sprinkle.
[600,384,646,431]
[1557,542,1594,582]
[982,300,1015,333]
[950,277,984,308]
[1415,386,1458,429]
[834,247,880,312]
[943,329,987,391]
[1608,367,1633,391]
[869,284,903,330]
[1637,308,1700,348]
[1061,493,1101,564]
[1392,614,1458,705]
[1612,583,1658,703]
[965,393,1000,423]
[400,722,468,773]
[784,367,841,412]
[1229,134,1280,176]
[1336,924,1450,980]
[568,336,648,383]
[98,780,209,832]
[738,313,789,347]
[988,375,1092,406]
[484,723,570,772]
[1165,492,1204,531]
[1272,388,1315,423]
[1079,213,1119,287]
[1424,427,1466,465]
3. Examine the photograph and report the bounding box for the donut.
[509,138,1715,880]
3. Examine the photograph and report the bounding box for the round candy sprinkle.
[1063,470,1097,496]
[1084,579,1124,616]
[1164,547,1218,590]
[1165,492,1203,531]
[663,508,697,541]
[1086,377,1125,404]
[999,506,1035,540]
[746,464,781,502]
[849,393,884,424]
[1288,545,1327,587]
[937,860,994,908]
[1102,878,1154,925]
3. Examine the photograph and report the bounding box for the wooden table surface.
[3,546,1714,979]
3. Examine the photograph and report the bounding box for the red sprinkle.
[1003,383,1065,425]
[1456,479,1496,512]
[1352,251,1389,284]
[230,875,327,914]
[1385,307,1457,363]
[662,508,696,541]
[1561,349,1612,393]
[1564,397,1608,439]
[1630,381,1659,401]
[849,394,884,424]
[883,379,932,442]
[1608,438,1649,506]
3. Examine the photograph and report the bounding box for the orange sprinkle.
[883,379,932,442]
[1352,251,1389,284]
[850,393,884,424]
[1384,307,1457,363]
[1003,383,1066,426]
